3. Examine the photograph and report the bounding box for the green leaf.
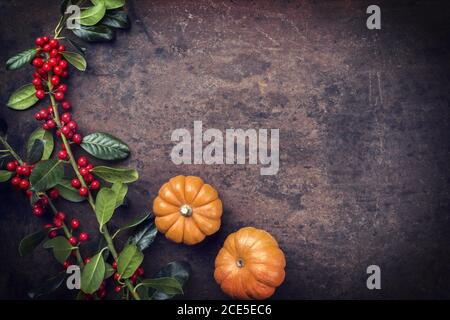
[80,0,106,26]
[104,263,115,279]
[129,221,157,252]
[7,84,38,110]
[111,182,128,208]
[72,25,115,42]
[117,244,144,279]
[0,170,13,182]
[56,179,86,202]
[93,0,125,9]
[95,187,117,231]
[28,272,66,299]
[6,48,37,70]
[140,277,183,295]
[61,51,87,71]
[27,139,44,165]
[43,236,73,264]
[81,250,106,294]
[26,127,54,161]
[101,10,129,29]
[113,212,151,239]
[91,166,138,183]
[67,39,87,55]
[81,132,130,160]
[19,229,47,256]
[151,261,191,300]
[29,160,64,192]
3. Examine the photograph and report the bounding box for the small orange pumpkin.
[153,175,222,245]
[214,227,286,300]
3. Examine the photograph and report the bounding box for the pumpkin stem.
[236,258,245,268]
[179,204,193,217]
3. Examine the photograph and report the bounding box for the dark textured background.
[1,0,450,299]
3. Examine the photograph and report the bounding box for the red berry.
[42,123,50,131]
[113,272,120,281]
[84,174,94,184]
[46,119,56,129]
[43,44,51,52]
[58,45,66,52]
[61,126,71,136]
[79,167,89,176]
[61,101,71,110]
[130,274,138,283]
[49,39,59,48]
[48,188,59,199]
[79,232,89,242]
[35,89,45,99]
[53,218,63,228]
[137,266,145,276]
[61,70,69,78]
[72,133,82,144]
[57,84,67,93]
[50,75,60,86]
[32,77,42,87]
[68,236,78,246]
[70,218,80,229]
[59,59,68,69]
[63,261,70,269]
[32,206,44,217]
[67,120,77,131]
[84,257,92,264]
[48,230,58,238]
[53,65,63,75]
[77,156,88,167]
[79,187,89,197]
[48,58,58,66]
[35,37,44,46]
[39,109,49,119]
[71,178,81,188]
[21,166,31,176]
[42,62,52,72]
[61,112,71,123]
[32,57,44,67]
[42,36,49,43]
[112,261,117,269]
[55,211,66,221]
[85,164,94,171]
[34,112,42,121]
[90,180,100,190]
[40,195,49,206]
[97,289,106,299]
[50,49,59,58]
[114,285,122,293]
[58,150,68,160]
[19,179,30,190]
[54,91,64,101]
[6,161,17,171]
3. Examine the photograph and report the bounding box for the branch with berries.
[1,0,190,300]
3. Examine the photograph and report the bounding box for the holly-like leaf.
[61,51,87,71]
[19,229,47,256]
[27,139,44,165]
[29,160,64,192]
[139,277,183,295]
[7,84,38,110]
[95,187,117,231]
[6,48,37,70]
[128,220,157,252]
[26,127,54,160]
[56,179,86,202]
[72,25,115,42]
[91,166,138,183]
[151,261,191,300]
[43,236,73,264]
[81,132,130,160]
[80,0,106,26]
[0,170,13,183]
[28,272,66,299]
[117,244,144,279]
[101,10,129,29]
[111,182,128,208]
[81,250,106,294]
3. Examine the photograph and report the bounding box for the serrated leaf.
[151,261,191,300]
[29,160,64,192]
[117,244,144,279]
[81,132,130,160]
[61,51,87,71]
[81,250,106,294]
[129,221,157,252]
[26,127,54,161]
[95,187,116,231]
[27,139,44,165]
[80,0,106,26]
[28,272,66,299]
[43,236,73,264]
[7,84,38,110]
[140,277,183,295]
[73,25,115,42]
[19,229,47,256]
[6,48,37,70]
[91,166,137,184]
[56,179,86,202]
[101,10,129,29]
[0,170,13,182]
[111,182,128,208]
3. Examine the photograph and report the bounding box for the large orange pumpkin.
[153,176,222,245]
[214,227,286,299]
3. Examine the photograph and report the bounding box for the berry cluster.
[112,261,145,293]
[70,156,100,196]
[32,35,82,146]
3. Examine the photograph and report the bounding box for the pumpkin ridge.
[158,183,182,206]
[191,183,218,206]
[184,176,204,204]
[169,176,186,203]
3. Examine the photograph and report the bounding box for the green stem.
[48,84,141,300]
[0,135,24,165]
